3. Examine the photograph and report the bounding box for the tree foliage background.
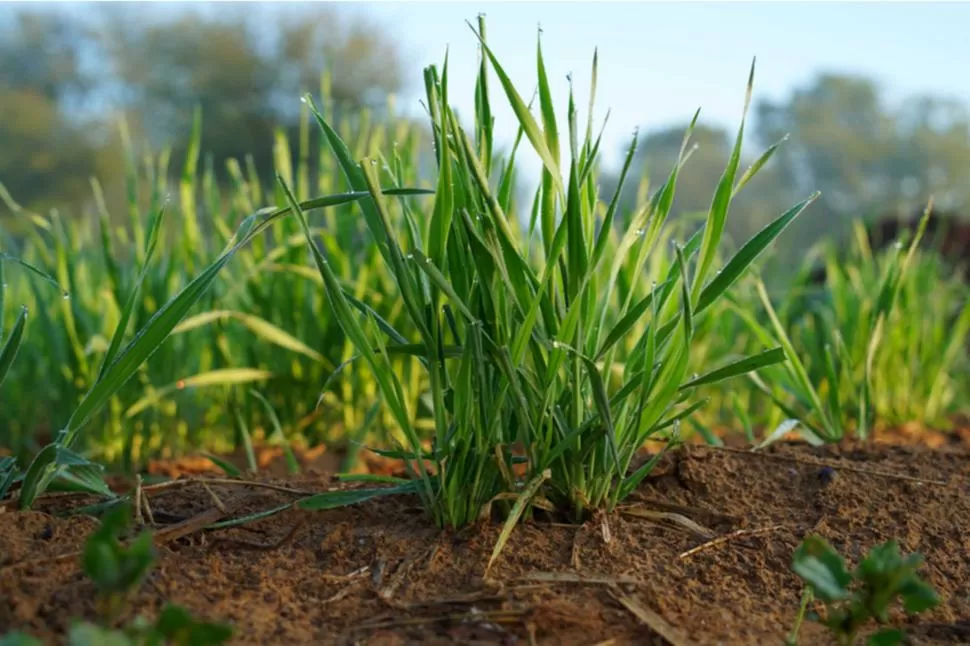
[2,5,970,251]
[0,6,404,226]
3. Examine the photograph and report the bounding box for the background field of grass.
[2,58,968,475]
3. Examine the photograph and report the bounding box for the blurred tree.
[755,73,970,242]
[98,7,404,181]
[99,12,280,176]
[274,9,403,111]
[0,12,118,215]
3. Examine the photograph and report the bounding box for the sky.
[15,1,970,181]
[321,1,970,177]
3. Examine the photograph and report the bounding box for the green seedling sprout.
[0,501,235,646]
[55,603,233,646]
[82,501,157,623]
[789,535,940,646]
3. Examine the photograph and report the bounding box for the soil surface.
[2,441,969,645]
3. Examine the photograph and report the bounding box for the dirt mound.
[2,442,969,645]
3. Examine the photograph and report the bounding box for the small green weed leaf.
[154,603,234,645]
[867,629,905,646]
[792,535,852,603]
[82,501,156,601]
[82,541,121,592]
[0,632,43,646]
[899,579,941,614]
[66,623,132,646]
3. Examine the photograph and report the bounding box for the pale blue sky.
[21,2,970,179]
[326,2,970,175]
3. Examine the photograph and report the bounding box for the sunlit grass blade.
[680,347,787,390]
[0,305,26,388]
[125,368,273,419]
[97,205,167,382]
[172,310,329,366]
[691,59,755,302]
[696,193,820,315]
[468,21,563,195]
[249,389,300,475]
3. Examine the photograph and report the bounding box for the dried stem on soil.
[712,445,954,486]
[678,524,788,560]
[609,587,689,646]
[618,505,717,539]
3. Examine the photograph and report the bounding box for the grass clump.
[0,88,430,467]
[736,201,970,445]
[9,175,428,508]
[291,17,817,529]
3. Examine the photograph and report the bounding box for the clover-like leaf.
[792,535,852,602]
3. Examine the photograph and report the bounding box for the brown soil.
[2,441,969,645]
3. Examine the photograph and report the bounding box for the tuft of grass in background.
[9,167,428,507]
[732,202,970,445]
[0,82,434,469]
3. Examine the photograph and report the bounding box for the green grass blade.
[680,347,787,390]
[299,483,421,511]
[733,134,788,198]
[485,469,551,577]
[125,368,273,419]
[468,22,563,195]
[97,205,167,382]
[0,305,27,388]
[691,59,755,302]
[696,193,819,315]
[249,389,300,475]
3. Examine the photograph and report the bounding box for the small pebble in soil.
[817,466,837,485]
[787,467,799,479]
